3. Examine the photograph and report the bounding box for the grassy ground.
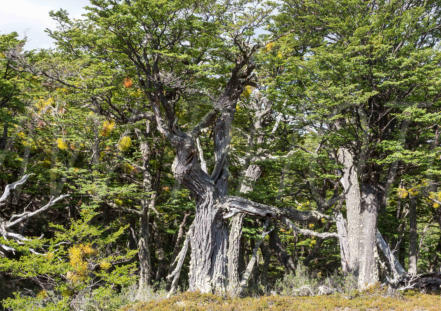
[121,291,441,311]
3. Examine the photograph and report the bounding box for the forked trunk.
[188,191,229,293]
[338,148,379,289]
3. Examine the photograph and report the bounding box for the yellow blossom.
[100,120,115,137]
[37,290,48,299]
[100,261,111,270]
[35,97,54,112]
[242,85,254,98]
[57,138,68,150]
[397,187,408,199]
[408,187,419,197]
[265,41,275,52]
[118,136,132,151]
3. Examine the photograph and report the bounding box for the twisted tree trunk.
[188,190,229,293]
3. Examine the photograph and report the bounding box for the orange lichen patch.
[121,291,441,311]
[123,77,133,88]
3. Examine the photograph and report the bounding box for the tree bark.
[188,190,228,293]
[338,148,379,289]
[408,199,418,275]
[227,213,245,296]
[376,230,406,282]
[335,211,350,274]
[227,164,262,296]
[337,148,362,274]
[358,184,379,289]
[137,203,152,298]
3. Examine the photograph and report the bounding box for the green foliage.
[1,206,136,310]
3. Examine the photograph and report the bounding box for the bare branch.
[196,138,208,174]
[6,194,69,229]
[239,219,272,291]
[282,217,339,239]
[167,224,193,297]
[108,202,142,216]
[376,230,406,283]
[0,174,32,204]
[220,196,332,222]
[191,109,219,138]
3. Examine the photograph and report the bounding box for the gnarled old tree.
[47,0,345,294]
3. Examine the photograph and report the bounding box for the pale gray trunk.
[135,123,155,298]
[337,148,362,274]
[408,199,418,275]
[358,185,379,289]
[137,206,152,297]
[335,212,350,274]
[188,191,228,293]
[227,164,261,296]
[338,148,379,289]
[227,213,244,296]
[376,230,406,282]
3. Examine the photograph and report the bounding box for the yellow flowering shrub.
[242,85,254,98]
[118,136,132,151]
[100,261,111,270]
[397,187,408,199]
[35,97,54,113]
[265,41,275,52]
[57,138,68,150]
[408,187,419,197]
[100,120,115,137]
[67,244,97,283]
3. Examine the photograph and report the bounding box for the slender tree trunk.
[0,123,8,150]
[269,229,296,273]
[227,164,262,295]
[408,199,418,275]
[335,212,350,274]
[137,203,152,298]
[136,123,155,297]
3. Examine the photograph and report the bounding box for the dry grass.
[121,291,441,311]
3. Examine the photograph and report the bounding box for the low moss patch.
[121,291,441,311]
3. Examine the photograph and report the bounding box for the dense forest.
[1,0,441,310]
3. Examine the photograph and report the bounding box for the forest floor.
[122,291,441,311]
